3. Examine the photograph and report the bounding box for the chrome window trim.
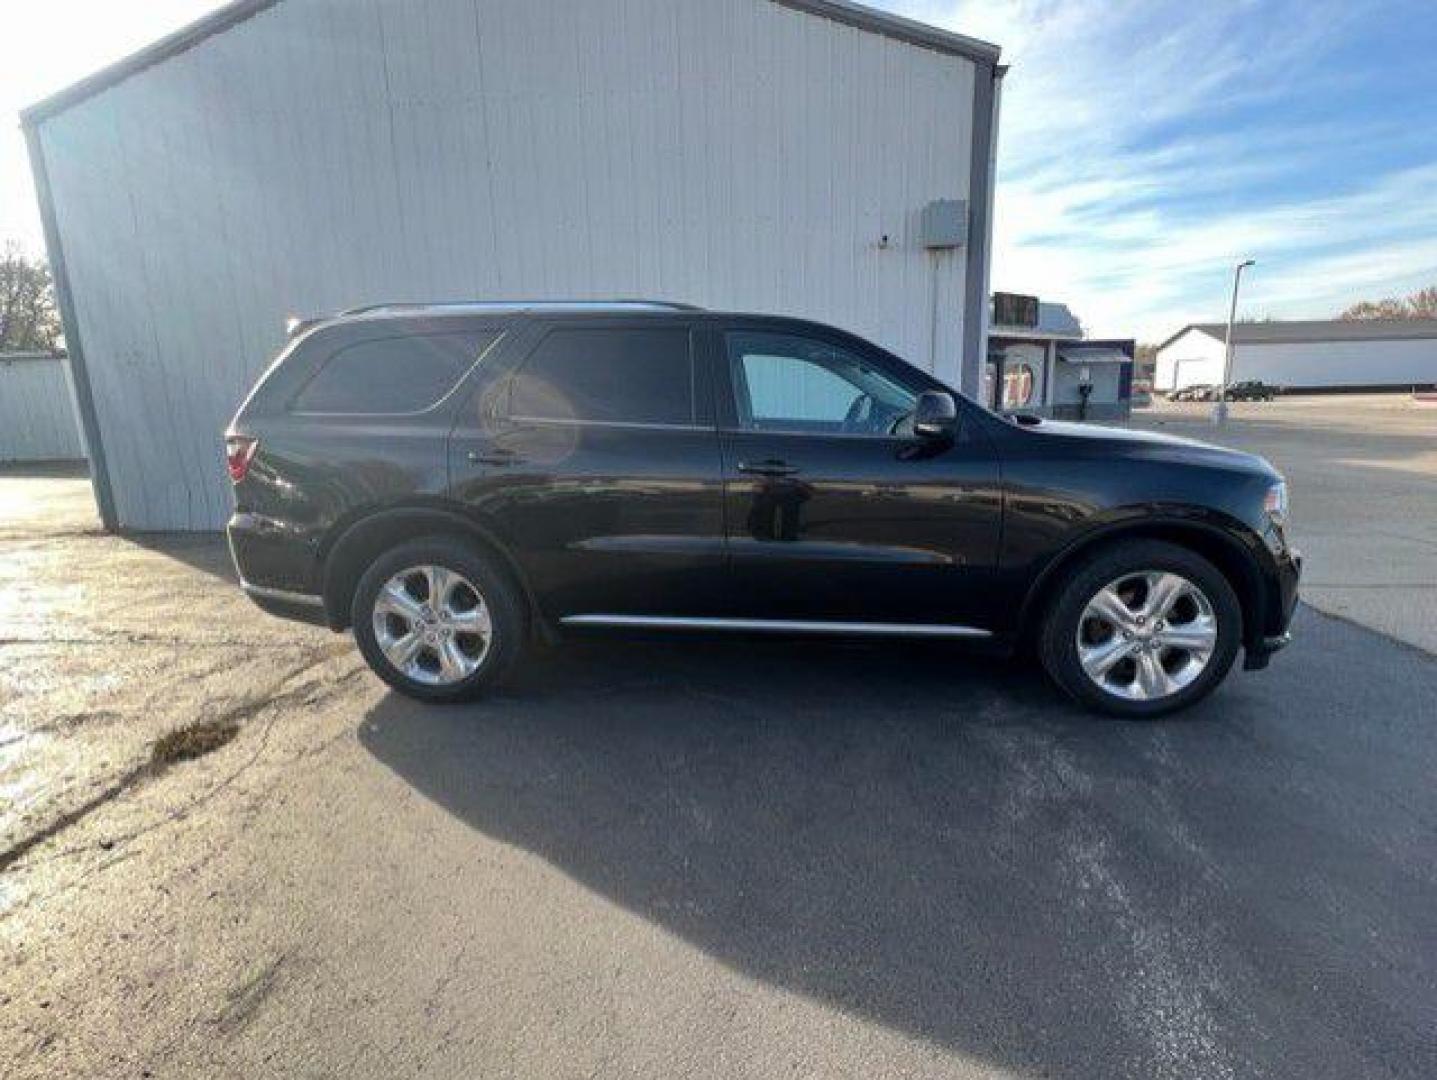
[560,615,991,638]
[507,415,712,433]
[717,426,906,442]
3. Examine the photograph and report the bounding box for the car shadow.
[358,619,1437,1077]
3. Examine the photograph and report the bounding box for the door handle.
[467,447,523,467]
[738,459,800,477]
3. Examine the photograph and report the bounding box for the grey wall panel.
[37,0,982,529]
[0,356,86,463]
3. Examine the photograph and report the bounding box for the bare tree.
[1407,286,1437,319]
[0,244,61,352]
[1340,284,1437,321]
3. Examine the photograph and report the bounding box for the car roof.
[286,302,858,339]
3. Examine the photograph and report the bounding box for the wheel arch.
[1017,517,1269,649]
[319,502,545,637]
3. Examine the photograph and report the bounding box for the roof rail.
[336,299,705,318]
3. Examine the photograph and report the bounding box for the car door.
[448,319,728,620]
[713,323,1003,628]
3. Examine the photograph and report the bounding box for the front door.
[715,325,1003,628]
[448,321,727,620]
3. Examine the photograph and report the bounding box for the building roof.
[992,300,1085,342]
[1058,345,1131,365]
[21,0,1000,128]
[1160,318,1437,351]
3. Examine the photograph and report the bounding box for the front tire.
[1038,540,1242,718]
[352,537,525,702]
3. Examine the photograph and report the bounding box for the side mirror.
[913,391,958,441]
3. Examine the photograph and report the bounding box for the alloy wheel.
[371,564,493,686]
[1075,570,1218,702]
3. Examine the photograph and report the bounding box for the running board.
[559,615,992,639]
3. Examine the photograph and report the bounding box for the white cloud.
[5,1,1434,342]
[891,0,1437,340]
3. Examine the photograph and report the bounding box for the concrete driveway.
[3,404,1436,1078]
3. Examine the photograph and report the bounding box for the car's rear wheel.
[352,537,524,701]
[1039,540,1242,717]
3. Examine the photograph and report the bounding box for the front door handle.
[467,447,523,467]
[738,459,800,477]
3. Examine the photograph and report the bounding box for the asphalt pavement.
[3,401,1437,1078]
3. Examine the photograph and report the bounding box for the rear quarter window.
[509,327,693,425]
[292,331,500,415]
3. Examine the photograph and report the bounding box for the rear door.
[448,319,728,620]
[713,322,1004,628]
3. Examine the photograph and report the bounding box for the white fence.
[0,352,86,462]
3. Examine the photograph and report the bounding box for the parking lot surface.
[3,399,1436,1079]
[1135,395,1437,652]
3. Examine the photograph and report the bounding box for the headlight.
[1263,480,1289,525]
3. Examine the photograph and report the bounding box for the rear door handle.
[467,447,523,467]
[738,459,800,477]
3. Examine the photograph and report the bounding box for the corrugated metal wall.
[35,0,979,530]
[0,354,86,462]
[1230,339,1437,389]
[1160,331,1437,390]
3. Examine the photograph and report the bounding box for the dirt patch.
[151,719,241,769]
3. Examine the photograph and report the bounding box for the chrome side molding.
[241,580,326,608]
[559,614,992,638]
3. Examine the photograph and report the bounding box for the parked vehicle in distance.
[1167,384,1212,402]
[1225,380,1280,401]
[226,302,1300,718]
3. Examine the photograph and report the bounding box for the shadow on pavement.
[0,459,90,479]
[360,614,1436,1078]
[124,532,237,584]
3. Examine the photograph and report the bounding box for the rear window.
[509,327,693,425]
[293,331,500,414]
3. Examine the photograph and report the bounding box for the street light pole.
[1213,258,1255,425]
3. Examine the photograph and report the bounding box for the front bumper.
[1245,547,1301,670]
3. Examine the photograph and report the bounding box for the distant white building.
[0,352,85,463]
[1155,319,1437,393]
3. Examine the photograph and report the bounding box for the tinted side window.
[510,328,693,425]
[725,331,916,434]
[294,331,499,414]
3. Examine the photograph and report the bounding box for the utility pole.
[1213,259,1255,425]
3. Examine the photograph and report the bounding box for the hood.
[1006,415,1277,475]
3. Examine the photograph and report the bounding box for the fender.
[319,500,545,634]
[1012,509,1272,648]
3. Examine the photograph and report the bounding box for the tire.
[1038,539,1242,718]
[351,536,526,702]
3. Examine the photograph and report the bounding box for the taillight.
[225,436,259,483]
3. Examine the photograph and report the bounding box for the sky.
[3,0,1436,341]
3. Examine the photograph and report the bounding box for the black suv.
[226,302,1300,717]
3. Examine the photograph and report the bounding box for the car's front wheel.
[352,537,525,701]
[1039,539,1242,717]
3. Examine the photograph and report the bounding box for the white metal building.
[1156,319,1437,393]
[0,352,86,462]
[23,0,1002,531]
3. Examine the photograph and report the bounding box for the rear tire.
[1038,540,1242,718]
[352,537,525,702]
